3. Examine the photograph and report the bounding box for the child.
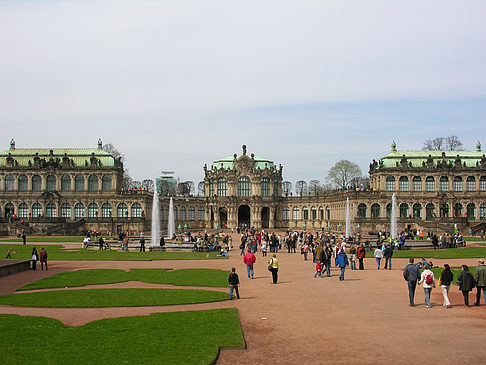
[261,240,267,257]
[314,261,323,278]
[228,267,240,299]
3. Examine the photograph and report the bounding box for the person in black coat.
[384,244,393,270]
[457,265,475,307]
[440,264,454,308]
[403,258,421,306]
[228,267,240,299]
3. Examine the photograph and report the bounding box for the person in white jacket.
[419,265,436,308]
[374,245,383,270]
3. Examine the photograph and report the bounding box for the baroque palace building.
[1,140,485,236]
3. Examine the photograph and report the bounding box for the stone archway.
[219,207,228,228]
[238,205,250,228]
[261,206,270,229]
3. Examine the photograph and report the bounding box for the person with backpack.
[419,265,436,308]
[457,264,475,307]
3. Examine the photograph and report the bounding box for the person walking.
[320,244,332,277]
[22,232,26,245]
[314,261,323,278]
[473,259,486,306]
[439,264,453,308]
[384,244,393,270]
[243,251,256,279]
[140,237,146,252]
[374,244,383,270]
[419,265,436,308]
[269,254,279,284]
[349,244,357,270]
[335,249,349,281]
[39,247,48,270]
[302,242,309,261]
[457,265,475,307]
[99,236,104,250]
[31,247,38,270]
[5,248,12,259]
[228,267,240,300]
[357,244,366,270]
[403,258,420,306]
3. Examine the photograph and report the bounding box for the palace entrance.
[219,207,228,228]
[261,207,270,229]
[238,205,251,228]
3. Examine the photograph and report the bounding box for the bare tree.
[198,181,205,196]
[282,181,292,197]
[122,173,133,189]
[295,180,307,197]
[326,160,362,190]
[142,179,154,191]
[349,176,370,190]
[309,180,320,196]
[185,181,195,196]
[445,135,464,151]
[103,143,125,161]
[131,180,142,189]
[423,137,445,151]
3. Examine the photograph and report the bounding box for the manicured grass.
[0,309,245,365]
[392,247,486,259]
[0,236,96,243]
[427,266,476,285]
[19,268,229,291]
[0,244,224,261]
[0,288,228,307]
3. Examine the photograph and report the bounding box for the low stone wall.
[0,260,31,277]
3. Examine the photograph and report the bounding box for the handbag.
[268,265,273,272]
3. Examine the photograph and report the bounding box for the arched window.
[326,206,331,220]
[32,175,42,191]
[453,203,463,217]
[302,206,309,220]
[292,206,300,220]
[480,176,486,191]
[453,176,463,191]
[46,203,57,218]
[399,203,409,218]
[386,176,395,191]
[75,176,84,191]
[174,206,178,221]
[180,206,186,221]
[101,203,112,218]
[5,203,14,217]
[131,203,142,218]
[425,177,435,192]
[117,203,128,218]
[282,206,290,220]
[88,175,98,191]
[466,176,476,191]
[5,175,14,191]
[467,203,476,220]
[311,206,317,220]
[198,207,205,221]
[208,179,214,197]
[88,203,99,218]
[319,206,324,220]
[61,203,71,218]
[18,175,28,191]
[357,203,367,218]
[217,178,227,197]
[32,203,43,217]
[371,203,380,218]
[18,203,28,218]
[261,178,270,196]
[46,175,56,191]
[439,176,449,191]
[102,175,112,191]
[412,176,422,191]
[426,203,435,221]
[480,203,486,219]
[386,203,392,218]
[413,203,422,218]
[399,176,409,191]
[61,175,71,191]
[188,206,195,221]
[238,176,251,196]
[440,203,449,218]
[74,203,85,218]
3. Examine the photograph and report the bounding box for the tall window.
[357,203,367,218]
[326,207,331,220]
[319,206,324,220]
[101,203,112,218]
[32,203,42,217]
[46,175,56,191]
[188,206,195,221]
[282,206,290,220]
[467,203,476,220]
[480,176,486,191]
[412,176,422,191]
[238,176,251,196]
[88,175,98,191]
[311,206,317,220]
[386,203,392,218]
[102,175,112,191]
[453,177,462,191]
[198,207,205,221]
[117,203,128,218]
[5,203,14,217]
[426,203,435,221]
[180,206,186,221]
[466,176,476,191]
[88,203,99,217]
[439,176,449,191]
[413,203,422,218]
[74,203,85,218]
[5,175,14,191]
[18,203,28,218]
[371,203,380,218]
[385,176,395,191]
[32,175,41,191]
[174,207,178,221]
[46,203,57,217]
[208,179,214,197]
[217,178,227,197]
[440,203,449,218]
[454,203,463,217]
[131,203,142,218]
[75,176,84,191]
[61,175,71,191]
[302,206,309,220]
[425,177,435,192]
[61,203,71,218]
[18,175,28,191]
[399,203,409,218]
[292,207,300,220]
[398,176,409,191]
[273,181,278,197]
[480,203,486,219]
[261,178,270,197]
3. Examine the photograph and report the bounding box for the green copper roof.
[379,150,485,168]
[211,154,276,170]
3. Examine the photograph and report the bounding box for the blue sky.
[1,1,485,187]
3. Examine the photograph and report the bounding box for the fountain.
[150,181,160,246]
[167,196,175,239]
[391,193,398,239]
[345,197,351,239]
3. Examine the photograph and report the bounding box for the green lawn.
[0,288,228,307]
[0,236,100,243]
[19,268,229,291]
[428,266,476,285]
[0,309,245,365]
[392,247,486,259]
[0,244,224,261]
